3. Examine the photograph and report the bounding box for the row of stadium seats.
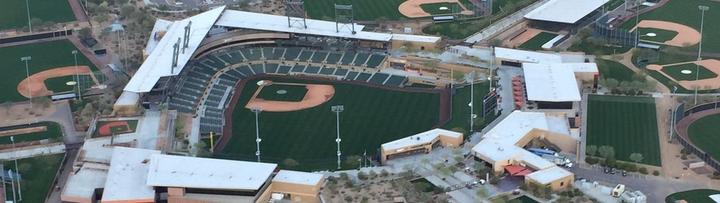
[203,47,387,68]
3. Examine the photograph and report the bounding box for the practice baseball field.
[0,0,76,30]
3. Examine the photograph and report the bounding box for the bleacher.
[345,71,359,80]
[298,50,313,61]
[334,68,348,77]
[304,66,321,74]
[353,53,370,66]
[319,67,335,75]
[325,53,342,64]
[283,47,301,60]
[291,64,306,73]
[355,73,372,82]
[311,51,328,63]
[385,75,407,87]
[366,54,386,68]
[368,73,389,85]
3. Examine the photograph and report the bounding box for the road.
[570,165,716,203]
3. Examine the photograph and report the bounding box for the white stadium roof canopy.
[524,0,609,24]
[124,6,225,93]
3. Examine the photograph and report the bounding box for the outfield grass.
[666,189,720,203]
[423,0,536,39]
[0,122,62,145]
[688,114,720,163]
[420,3,460,15]
[257,84,308,102]
[0,0,76,30]
[587,95,661,166]
[220,76,440,170]
[638,28,678,43]
[662,64,717,81]
[596,59,636,82]
[518,32,558,50]
[43,75,93,94]
[0,40,98,103]
[305,0,406,21]
[444,82,494,133]
[3,153,65,203]
[622,0,720,52]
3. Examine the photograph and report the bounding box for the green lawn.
[596,59,636,82]
[305,0,406,21]
[0,40,98,103]
[666,189,720,203]
[622,0,720,52]
[423,0,536,39]
[0,122,63,145]
[219,76,440,170]
[661,63,717,81]
[638,28,678,43]
[518,32,558,50]
[3,153,65,203]
[0,0,76,30]
[586,95,661,166]
[420,3,460,15]
[257,84,308,102]
[568,37,632,55]
[688,114,720,163]
[509,196,540,203]
[444,82,495,133]
[43,75,93,94]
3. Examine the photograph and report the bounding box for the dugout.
[523,0,608,33]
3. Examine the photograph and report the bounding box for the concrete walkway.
[0,143,65,160]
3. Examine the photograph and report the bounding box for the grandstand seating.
[277,65,291,74]
[345,71,359,80]
[311,51,328,63]
[266,63,279,73]
[319,67,335,75]
[355,73,372,82]
[250,64,265,74]
[304,66,321,74]
[326,53,342,64]
[283,47,301,60]
[368,73,389,85]
[334,68,348,77]
[291,64,306,73]
[353,53,370,66]
[366,54,386,68]
[298,50,313,61]
[385,75,407,87]
[339,52,356,65]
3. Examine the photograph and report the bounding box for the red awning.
[505,165,533,177]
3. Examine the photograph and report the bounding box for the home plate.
[681,70,692,74]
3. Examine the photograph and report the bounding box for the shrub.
[357,171,368,180]
[653,170,660,176]
[638,167,648,174]
[585,157,599,165]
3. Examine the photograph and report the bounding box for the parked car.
[622,170,627,177]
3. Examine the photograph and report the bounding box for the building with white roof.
[257,170,325,203]
[495,47,563,65]
[380,128,464,163]
[524,0,609,24]
[523,63,582,102]
[147,154,277,190]
[101,147,160,203]
[472,111,577,190]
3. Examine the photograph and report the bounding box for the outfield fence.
[592,15,637,47]
[673,101,720,172]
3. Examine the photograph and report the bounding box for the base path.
[245,84,335,112]
[632,20,700,47]
[16,66,96,98]
[647,59,720,90]
[399,0,473,18]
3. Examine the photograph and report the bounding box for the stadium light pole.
[695,5,709,105]
[252,108,262,162]
[469,70,475,132]
[634,0,640,48]
[25,0,32,33]
[72,50,82,101]
[331,105,344,170]
[21,56,32,110]
[10,136,21,201]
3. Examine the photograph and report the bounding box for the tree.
[601,78,620,90]
[586,145,597,156]
[598,145,615,160]
[345,155,362,168]
[380,169,389,177]
[357,171,368,180]
[120,4,137,19]
[78,27,92,39]
[629,153,644,163]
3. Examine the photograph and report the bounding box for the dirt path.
[245,83,335,112]
[399,0,473,18]
[632,20,701,47]
[16,66,96,98]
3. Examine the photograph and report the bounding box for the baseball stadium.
[674,102,720,173]
[114,6,493,171]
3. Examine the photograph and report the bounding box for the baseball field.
[0,40,98,103]
[220,76,441,170]
[623,0,720,52]
[586,95,661,166]
[0,0,76,30]
[3,153,65,203]
[518,32,558,50]
[93,120,139,138]
[666,189,720,203]
[423,0,536,39]
[687,113,720,163]
[305,0,406,21]
[661,64,717,81]
[0,121,63,145]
